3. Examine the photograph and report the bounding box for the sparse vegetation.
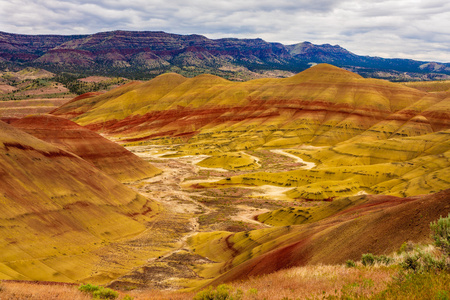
[194,284,243,300]
[373,272,450,300]
[361,253,376,266]
[345,259,356,268]
[54,72,128,95]
[79,283,101,293]
[78,284,119,299]
[431,214,450,256]
[375,255,395,266]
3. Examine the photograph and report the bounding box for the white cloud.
[0,0,449,62]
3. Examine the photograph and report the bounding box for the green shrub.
[421,252,447,272]
[401,250,447,273]
[345,260,356,268]
[92,287,118,299]
[375,255,394,266]
[397,241,414,254]
[436,290,450,300]
[401,254,421,272]
[361,253,375,266]
[78,284,118,299]
[79,283,100,293]
[430,214,450,256]
[248,288,258,296]
[194,284,243,300]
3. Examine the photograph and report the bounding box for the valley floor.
[104,145,311,290]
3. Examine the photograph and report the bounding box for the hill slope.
[2,64,449,290]
[10,114,160,182]
[53,64,449,147]
[0,120,159,283]
[192,189,450,286]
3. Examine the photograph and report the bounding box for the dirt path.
[248,185,294,201]
[243,151,262,168]
[230,205,272,227]
[270,149,316,169]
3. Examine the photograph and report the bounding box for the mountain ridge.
[1,30,449,80]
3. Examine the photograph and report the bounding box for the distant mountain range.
[1,30,449,80]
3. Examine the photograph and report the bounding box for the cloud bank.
[1,0,449,62]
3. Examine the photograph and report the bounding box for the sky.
[1,0,449,62]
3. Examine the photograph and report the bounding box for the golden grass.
[0,280,195,300]
[227,264,396,300]
[0,281,91,300]
[0,245,446,299]
[0,264,395,300]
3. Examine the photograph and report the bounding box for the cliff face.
[1,30,449,80]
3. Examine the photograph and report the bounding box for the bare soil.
[107,145,301,290]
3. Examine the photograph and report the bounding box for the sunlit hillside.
[53,64,450,200]
[0,121,161,284]
[1,64,449,297]
[10,114,161,182]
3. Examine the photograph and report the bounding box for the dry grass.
[125,289,195,300]
[0,281,91,300]
[0,264,395,300]
[225,264,396,300]
[3,254,447,300]
[0,281,195,300]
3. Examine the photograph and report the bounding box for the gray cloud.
[1,0,449,62]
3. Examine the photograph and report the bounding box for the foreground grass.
[0,265,394,300]
[372,271,450,300]
[1,265,448,299]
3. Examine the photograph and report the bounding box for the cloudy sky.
[1,0,449,62]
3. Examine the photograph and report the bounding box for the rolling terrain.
[52,64,450,199]
[0,64,449,297]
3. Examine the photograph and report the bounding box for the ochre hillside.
[0,120,159,283]
[52,64,450,200]
[10,114,160,182]
[53,64,449,149]
[192,189,450,287]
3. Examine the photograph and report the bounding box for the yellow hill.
[0,121,159,283]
